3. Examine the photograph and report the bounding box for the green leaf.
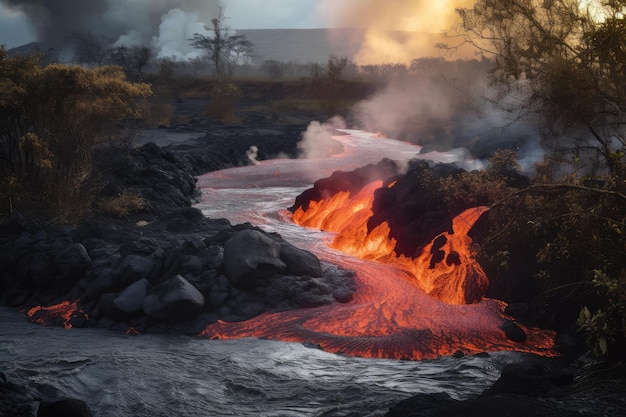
[598,337,608,355]
[580,306,591,321]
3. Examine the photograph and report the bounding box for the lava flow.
[200,181,557,360]
[26,300,87,329]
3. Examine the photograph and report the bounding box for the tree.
[444,0,626,357]
[108,45,152,81]
[312,55,351,116]
[448,0,626,175]
[189,8,253,78]
[0,47,152,218]
[71,30,111,67]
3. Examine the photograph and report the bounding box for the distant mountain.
[235,28,364,64]
[235,28,457,64]
[7,29,462,66]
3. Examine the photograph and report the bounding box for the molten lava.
[26,300,87,329]
[201,182,557,360]
[294,180,488,304]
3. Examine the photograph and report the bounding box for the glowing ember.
[26,300,87,329]
[201,182,557,360]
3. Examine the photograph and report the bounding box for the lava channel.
[26,300,88,329]
[200,181,557,360]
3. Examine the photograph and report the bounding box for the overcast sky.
[0,0,327,49]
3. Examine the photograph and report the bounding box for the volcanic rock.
[223,229,287,288]
[54,243,92,281]
[115,254,159,287]
[385,361,595,417]
[142,275,204,322]
[292,158,401,211]
[279,242,322,277]
[500,320,527,343]
[37,398,93,417]
[112,278,149,315]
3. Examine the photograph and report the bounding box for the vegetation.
[0,47,152,221]
[188,8,253,79]
[448,0,626,175]
[437,0,626,357]
[99,190,145,217]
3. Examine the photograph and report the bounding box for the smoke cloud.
[298,117,346,159]
[319,0,476,64]
[0,0,220,58]
[351,69,545,172]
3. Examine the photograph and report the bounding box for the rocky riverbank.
[0,122,353,416]
[1,122,624,416]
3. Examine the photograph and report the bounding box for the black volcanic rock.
[142,275,205,322]
[37,399,93,417]
[291,158,400,211]
[0,207,356,333]
[291,159,475,259]
[368,160,470,258]
[385,361,620,417]
[0,120,355,333]
[223,229,287,289]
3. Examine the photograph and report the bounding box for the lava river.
[195,130,556,360]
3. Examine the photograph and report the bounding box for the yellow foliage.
[0,47,153,219]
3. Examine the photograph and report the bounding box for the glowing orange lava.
[26,300,87,329]
[200,182,557,360]
[294,181,488,304]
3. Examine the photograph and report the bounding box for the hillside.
[235,28,452,64]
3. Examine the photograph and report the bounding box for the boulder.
[55,243,91,280]
[142,275,204,322]
[280,243,321,277]
[500,320,527,343]
[112,278,149,315]
[223,230,286,288]
[116,254,157,286]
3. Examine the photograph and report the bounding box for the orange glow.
[201,182,557,360]
[126,327,141,336]
[26,300,87,329]
[294,181,487,304]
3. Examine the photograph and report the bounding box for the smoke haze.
[298,117,346,159]
[319,0,476,64]
[0,0,220,57]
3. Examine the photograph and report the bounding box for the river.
[1,130,541,416]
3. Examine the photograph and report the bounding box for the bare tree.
[188,8,253,78]
[71,30,111,67]
[108,45,151,81]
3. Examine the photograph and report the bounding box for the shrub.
[0,47,152,221]
[100,191,145,217]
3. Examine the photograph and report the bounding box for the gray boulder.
[142,275,204,322]
[223,230,286,288]
[116,254,157,286]
[280,243,321,277]
[55,243,91,280]
[112,278,149,314]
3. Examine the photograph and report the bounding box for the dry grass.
[100,191,145,217]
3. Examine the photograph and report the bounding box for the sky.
[0,0,475,63]
[0,4,36,48]
[0,0,326,48]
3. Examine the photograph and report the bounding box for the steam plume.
[0,0,220,56]
[319,0,476,64]
[298,117,346,159]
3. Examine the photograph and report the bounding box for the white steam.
[151,8,209,60]
[297,117,346,159]
[246,145,259,164]
[351,74,546,173]
[354,76,453,142]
